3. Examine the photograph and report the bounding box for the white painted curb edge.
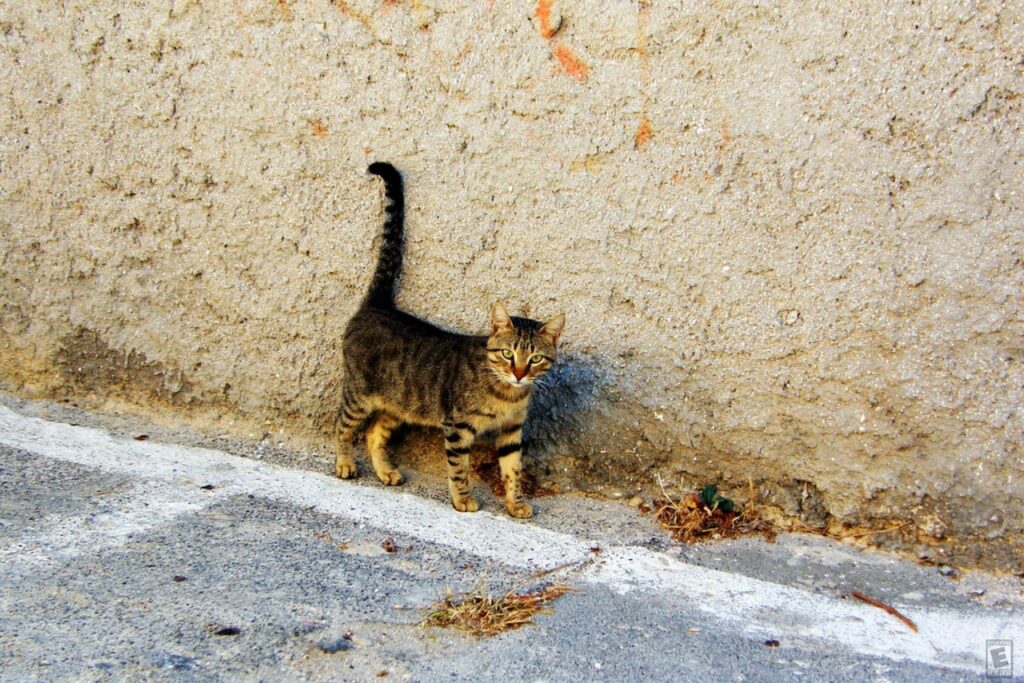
[0,406,1018,674]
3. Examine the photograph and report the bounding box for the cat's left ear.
[539,313,565,345]
[490,301,514,335]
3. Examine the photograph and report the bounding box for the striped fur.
[335,163,565,519]
[364,162,404,308]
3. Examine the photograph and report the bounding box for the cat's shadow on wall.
[522,352,602,457]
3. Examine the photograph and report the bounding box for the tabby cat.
[335,162,564,519]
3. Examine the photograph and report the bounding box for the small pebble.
[293,620,326,636]
[209,626,241,637]
[317,638,353,654]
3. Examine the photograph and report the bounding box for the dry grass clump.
[654,481,776,543]
[421,584,574,636]
[651,479,937,569]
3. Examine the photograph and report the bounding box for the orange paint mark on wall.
[634,0,652,152]
[552,44,588,83]
[719,119,733,150]
[310,120,328,137]
[534,1,588,83]
[535,0,557,39]
[334,0,372,28]
[276,0,294,20]
[636,0,649,54]
[634,114,653,149]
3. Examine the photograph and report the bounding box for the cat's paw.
[452,497,479,513]
[335,458,358,479]
[377,469,404,486]
[506,501,533,519]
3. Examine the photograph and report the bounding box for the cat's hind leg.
[365,412,404,486]
[335,385,369,479]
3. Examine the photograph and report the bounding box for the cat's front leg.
[496,422,532,519]
[334,447,358,479]
[335,385,369,479]
[442,420,478,512]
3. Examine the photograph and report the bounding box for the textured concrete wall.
[1,1,1021,569]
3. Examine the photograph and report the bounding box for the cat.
[334,162,565,519]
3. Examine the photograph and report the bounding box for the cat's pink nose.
[512,366,527,381]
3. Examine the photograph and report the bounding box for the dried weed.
[651,479,925,555]
[654,480,776,543]
[421,584,574,636]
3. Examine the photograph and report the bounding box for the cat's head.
[486,302,565,387]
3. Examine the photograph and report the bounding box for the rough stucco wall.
[1,2,1021,568]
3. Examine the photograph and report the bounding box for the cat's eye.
[529,354,544,364]
[500,349,514,360]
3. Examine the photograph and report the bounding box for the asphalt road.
[0,399,1021,682]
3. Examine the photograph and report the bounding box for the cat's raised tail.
[365,162,405,308]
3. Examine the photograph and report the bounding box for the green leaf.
[699,485,718,507]
[699,484,735,512]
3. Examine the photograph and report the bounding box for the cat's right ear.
[539,313,565,345]
[490,302,513,335]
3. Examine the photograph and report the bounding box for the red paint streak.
[552,44,588,82]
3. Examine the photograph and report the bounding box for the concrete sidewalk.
[0,401,1021,681]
